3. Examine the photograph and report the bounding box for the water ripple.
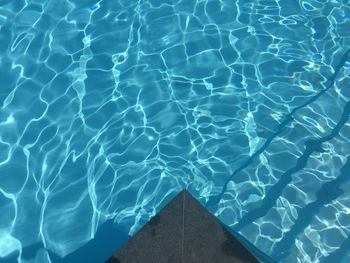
[0,0,350,262]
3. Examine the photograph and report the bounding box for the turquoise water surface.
[1,0,350,262]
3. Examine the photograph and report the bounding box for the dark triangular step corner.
[106,190,264,263]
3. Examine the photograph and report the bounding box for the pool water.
[0,0,350,262]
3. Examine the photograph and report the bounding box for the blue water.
[0,0,350,262]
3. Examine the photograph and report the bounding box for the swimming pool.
[0,0,350,262]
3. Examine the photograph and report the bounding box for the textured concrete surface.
[107,190,258,263]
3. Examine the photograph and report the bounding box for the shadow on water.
[51,220,129,263]
[16,220,130,263]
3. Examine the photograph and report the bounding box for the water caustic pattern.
[0,0,350,262]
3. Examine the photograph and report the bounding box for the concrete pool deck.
[107,190,259,263]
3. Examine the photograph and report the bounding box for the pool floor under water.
[0,0,350,262]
